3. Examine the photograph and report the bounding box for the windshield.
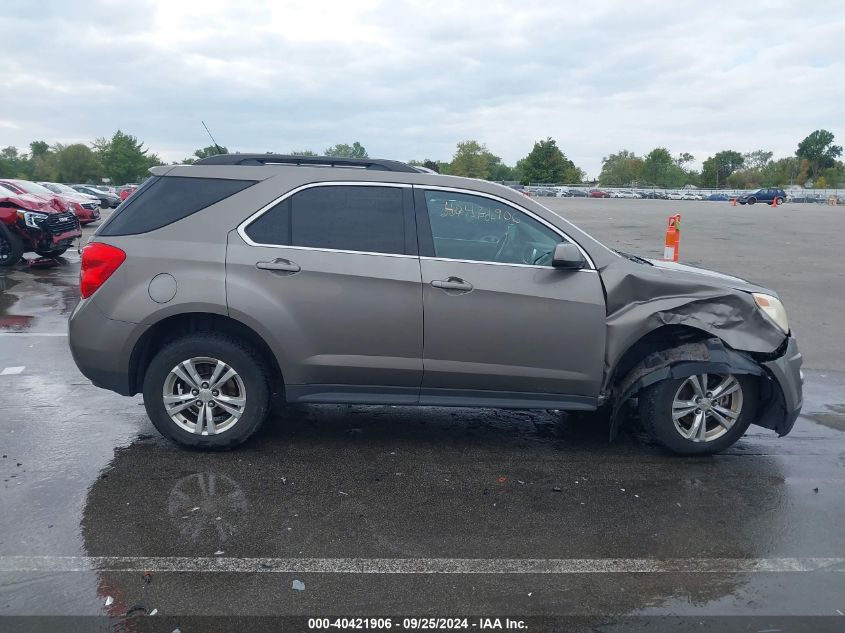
[14,181,55,195]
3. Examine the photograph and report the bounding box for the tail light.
[80,242,126,298]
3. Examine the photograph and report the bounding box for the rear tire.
[639,373,758,455]
[0,227,24,267]
[142,333,271,449]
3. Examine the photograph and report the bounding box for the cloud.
[1,0,842,176]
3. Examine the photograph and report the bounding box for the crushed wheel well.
[128,312,283,397]
[607,325,712,393]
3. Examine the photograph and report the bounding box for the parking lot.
[1,198,844,630]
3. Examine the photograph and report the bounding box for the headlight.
[752,293,789,334]
[16,210,48,229]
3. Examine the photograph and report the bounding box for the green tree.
[676,152,695,167]
[796,130,842,179]
[95,131,153,184]
[448,140,498,179]
[516,138,583,184]
[324,142,368,158]
[599,150,643,186]
[641,147,686,187]
[0,146,31,179]
[700,150,745,188]
[182,144,229,163]
[743,150,773,170]
[51,143,101,183]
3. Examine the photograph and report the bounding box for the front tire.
[143,333,271,449]
[0,227,24,267]
[35,246,69,258]
[639,373,758,455]
[747,197,757,205]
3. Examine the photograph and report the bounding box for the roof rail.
[193,153,420,173]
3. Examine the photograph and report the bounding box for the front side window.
[245,185,406,255]
[422,191,561,266]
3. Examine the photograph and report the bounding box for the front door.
[226,183,423,402]
[415,187,606,404]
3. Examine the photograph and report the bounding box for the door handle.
[431,277,473,292]
[256,258,301,273]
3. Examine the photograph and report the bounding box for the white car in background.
[667,191,684,200]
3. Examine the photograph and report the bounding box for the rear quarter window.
[98,176,255,236]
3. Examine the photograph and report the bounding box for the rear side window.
[99,176,255,236]
[244,185,406,255]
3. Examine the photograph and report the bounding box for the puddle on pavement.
[0,257,80,331]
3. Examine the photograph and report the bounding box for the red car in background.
[117,184,138,201]
[0,179,100,225]
[0,183,82,265]
[589,189,611,198]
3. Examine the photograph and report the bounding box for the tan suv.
[68,154,802,454]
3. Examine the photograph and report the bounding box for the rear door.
[414,187,606,404]
[226,182,423,402]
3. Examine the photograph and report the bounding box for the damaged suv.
[68,155,803,454]
[0,183,82,266]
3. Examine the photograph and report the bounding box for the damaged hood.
[599,255,787,389]
[643,258,769,293]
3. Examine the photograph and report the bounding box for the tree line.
[599,130,843,189]
[1,129,841,188]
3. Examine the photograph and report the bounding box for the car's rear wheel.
[143,333,271,449]
[0,227,24,267]
[639,373,758,455]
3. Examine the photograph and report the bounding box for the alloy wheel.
[671,374,743,443]
[162,357,247,435]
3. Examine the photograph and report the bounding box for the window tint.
[423,191,561,266]
[244,199,290,246]
[245,185,406,255]
[99,176,255,236]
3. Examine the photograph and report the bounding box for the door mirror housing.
[551,242,587,270]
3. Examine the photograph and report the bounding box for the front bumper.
[758,336,803,436]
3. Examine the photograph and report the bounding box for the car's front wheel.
[0,227,24,267]
[747,197,757,205]
[639,373,758,455]
[143,333,271,449]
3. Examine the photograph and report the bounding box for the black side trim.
[285,384,597,411]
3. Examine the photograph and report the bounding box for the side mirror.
[551,242,587,270]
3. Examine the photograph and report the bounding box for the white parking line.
[0,366,25,375]
[0,557,843,574]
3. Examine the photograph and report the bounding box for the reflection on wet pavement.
[1,211,844,624]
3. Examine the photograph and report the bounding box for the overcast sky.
[2,0,842,177]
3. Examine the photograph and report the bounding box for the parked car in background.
[667,191,684,200]
[6,180,99,225]
[737,188,786,206]
[569,189,588,197]
[0,179,100,225]
[117,185,138,201]
[681,191,704,201]
[0,182,82,265]
[589,189,610,198]
[611,190,637,198]
[706,193,732,201]
[38,183,103,224]
[71,184,121,208]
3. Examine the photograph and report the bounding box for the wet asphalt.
[0,199,844,631]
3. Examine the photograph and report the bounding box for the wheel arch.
[605,324,713,393]
[128,312,284,397]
